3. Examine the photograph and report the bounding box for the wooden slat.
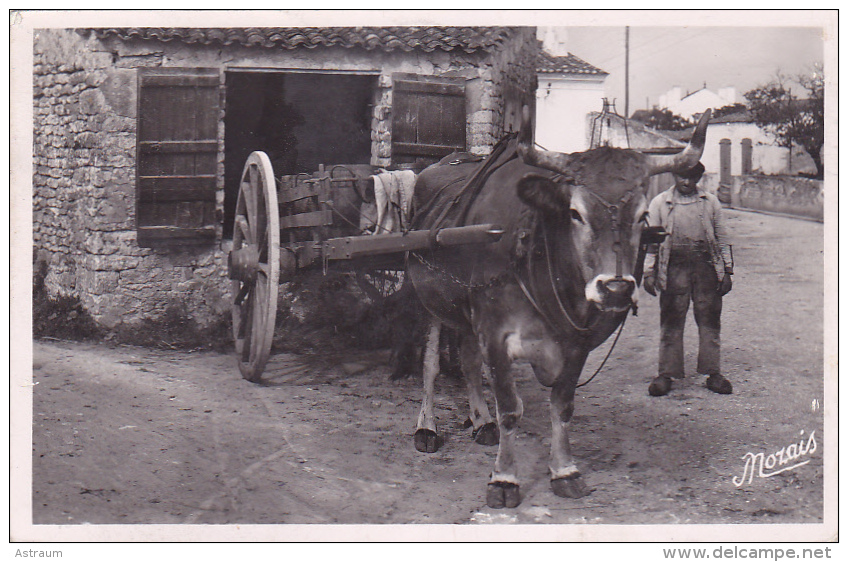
[138,176,217,190]
[279,210,334,230]
[137,226,217,243]
[138,140,218,154]
[141,74,220,87]
[138,176,216,202]
[393,79,465,97]
[277,182,322,204]
[139,184,216,202]
[392,142,465,157]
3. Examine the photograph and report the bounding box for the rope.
[576,312,628,388]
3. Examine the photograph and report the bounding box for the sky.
[548,26,826,116]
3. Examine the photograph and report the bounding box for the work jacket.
[644,186,733,291]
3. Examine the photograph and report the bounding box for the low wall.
[729,175,823,221]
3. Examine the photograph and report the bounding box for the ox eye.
[570,209,585,224]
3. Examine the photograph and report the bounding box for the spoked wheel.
[228,151,280,382]
[355,269,406,303]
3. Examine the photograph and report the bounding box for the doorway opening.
[223,71,377,238]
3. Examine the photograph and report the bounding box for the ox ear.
[517,173,571,217]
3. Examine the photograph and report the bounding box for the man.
[643,162,734,396]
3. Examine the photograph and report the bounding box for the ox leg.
[548,351,592,499]
[460,332,498,446]
[486,346,524,509]
[414,318,442,453]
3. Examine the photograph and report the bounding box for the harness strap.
[418,133,518,234]
[541,225,591,334]
[514,270,572,336]
[585,189,637,279]
[511,219,593,337]
[454,141,518,226]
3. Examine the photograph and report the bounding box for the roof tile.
[85,27,520,54]
[537,44,608,76]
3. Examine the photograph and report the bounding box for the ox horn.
[646,109,712,176]
[516,105,574,173]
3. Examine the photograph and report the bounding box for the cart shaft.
[280,223,504,278]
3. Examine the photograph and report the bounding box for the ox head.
[515,106,711,312]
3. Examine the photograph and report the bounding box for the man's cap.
[679,161,705,179]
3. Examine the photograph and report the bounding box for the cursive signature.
[732,431,817,487]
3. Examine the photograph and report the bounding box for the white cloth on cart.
[367,169,416,235]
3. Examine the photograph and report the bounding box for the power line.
[588,28,682,69]
[597,28,716,74]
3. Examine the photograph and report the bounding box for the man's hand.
[643,275,657,297]
[717,272,733,296]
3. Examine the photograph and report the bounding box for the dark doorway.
[223,71,377,237]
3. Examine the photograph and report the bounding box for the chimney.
[539,26,569,56]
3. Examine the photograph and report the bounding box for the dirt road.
[27,210,827,534]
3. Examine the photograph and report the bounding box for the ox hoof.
[551,473,592,499]
[486,482,521,509]
[414,429,441,453]
[648,375,672,396]
[472,422,499,446]
[706,374,733,395]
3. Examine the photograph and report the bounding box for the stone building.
[32,27,538,330]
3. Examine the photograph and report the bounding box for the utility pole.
[625,26,630,119]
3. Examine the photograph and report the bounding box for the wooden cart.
[227,151,504,382]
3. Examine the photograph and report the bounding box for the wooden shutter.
[137,68,220,247]
[391,73,466,165]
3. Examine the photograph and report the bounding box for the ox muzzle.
[586,274,637,312]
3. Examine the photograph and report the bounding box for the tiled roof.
[537,47,608,76]
[85,27,518,53]
[708,111,753,124]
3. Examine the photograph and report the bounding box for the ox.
[407,106,711,508]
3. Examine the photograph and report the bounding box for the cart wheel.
[229,151,280,382]
[356,269,406,303]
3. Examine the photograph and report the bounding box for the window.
[136,68,220,247]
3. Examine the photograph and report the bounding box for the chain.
[410,251,510,291]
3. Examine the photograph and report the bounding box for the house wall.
[730,175,823,221]
[660,86,737,120]
[535,75,606,153]
[586,112,685,151]
[701,123,817,177]
[32,28,536,330]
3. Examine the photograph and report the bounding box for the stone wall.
[466,28,538,154]
[33,29,230,330]
[32,28,538,331]
[730,175,824,221]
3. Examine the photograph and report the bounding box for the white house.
[700,110,817,177]
[660,85,737,120]
[534,30,608,153]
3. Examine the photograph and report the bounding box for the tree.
[631,108,693,131]
[712,103,747,119]
[744,68,824,178]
